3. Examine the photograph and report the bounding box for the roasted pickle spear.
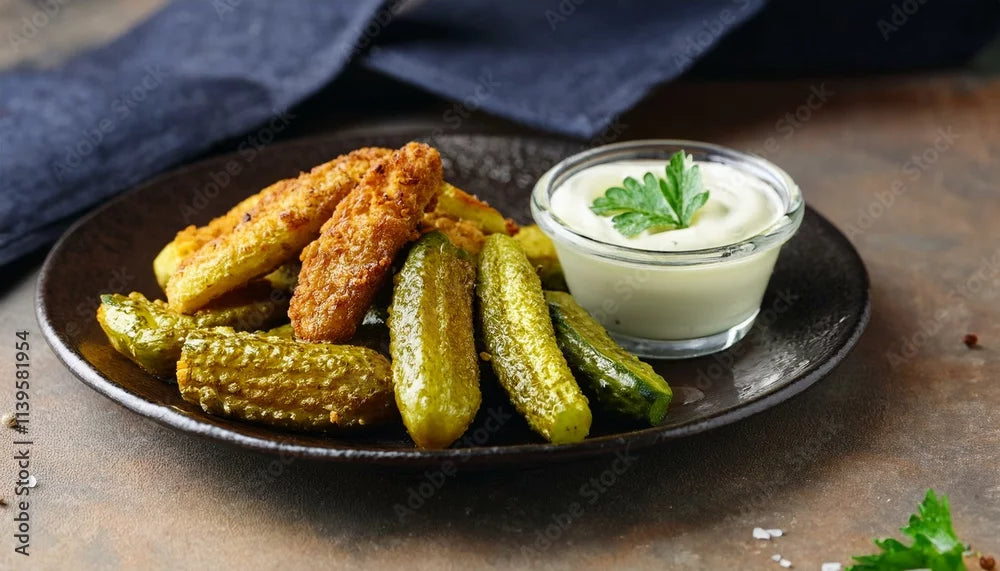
[177,330,396,431]
[154,236,300,293]
[420,214,489,255]
[513,224,567,291]
[152,191,268,290]
[151,166,310,290]
[389,232,480,449]
[167,147,391,313]
[96,284,289,376]
[476,234,591,443]
[432,183,517,235]
[545,291,673,425]
[421,183,518,255]
[263,323,295,339]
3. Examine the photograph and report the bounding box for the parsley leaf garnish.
[848,489,968,571]
[590,151,710,237]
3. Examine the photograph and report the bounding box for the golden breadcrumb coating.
[290,142,443,342]
[420,212,487,254]
[152,178,295,289]
[166,147,392,313]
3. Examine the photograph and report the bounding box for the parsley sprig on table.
[848,489,969,571]
[590,150,710,237]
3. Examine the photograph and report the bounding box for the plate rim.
[35,130,871,467]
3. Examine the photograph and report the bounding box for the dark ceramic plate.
[37,131,870,467]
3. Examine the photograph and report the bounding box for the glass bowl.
[531,140,804,359]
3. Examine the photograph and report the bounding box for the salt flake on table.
[766,528,784,537]
[779,558,792,568]
[821,564,842,571]
[753,527,772,539]
[771,554,782,561]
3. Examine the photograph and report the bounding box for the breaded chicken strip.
[166,147,392,313]
[290,142,443,342]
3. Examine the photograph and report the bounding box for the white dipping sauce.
[544,159,786,341]
[550,160,782,251]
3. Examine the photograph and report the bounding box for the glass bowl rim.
[530,139,805,266]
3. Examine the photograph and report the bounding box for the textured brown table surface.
[1,73,998,569]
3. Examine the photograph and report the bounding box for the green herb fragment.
[590,151,710,237]
[848,489,968,571]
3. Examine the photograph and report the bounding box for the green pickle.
[545,291,673,425]
[388,232,481,448]
[477,234,591,443]
[263,323,295,339]
[177,330,396,431]
[513,224,567,291]
[96,282,289,376]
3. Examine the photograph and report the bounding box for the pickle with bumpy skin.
[176,330,396,431]
[96,283,289,376]
[389,232,480,448]
[513,224,567,291]
[476,234,591,443]
[545,291,673,425]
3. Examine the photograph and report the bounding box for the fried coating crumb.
[420,212,487,254]
[290,142,443,342]
[166,147,391,313]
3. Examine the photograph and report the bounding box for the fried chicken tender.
[166,147,392,313]
[290,142,443,342]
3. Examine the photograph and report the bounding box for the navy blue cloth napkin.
[0,0,767,266]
